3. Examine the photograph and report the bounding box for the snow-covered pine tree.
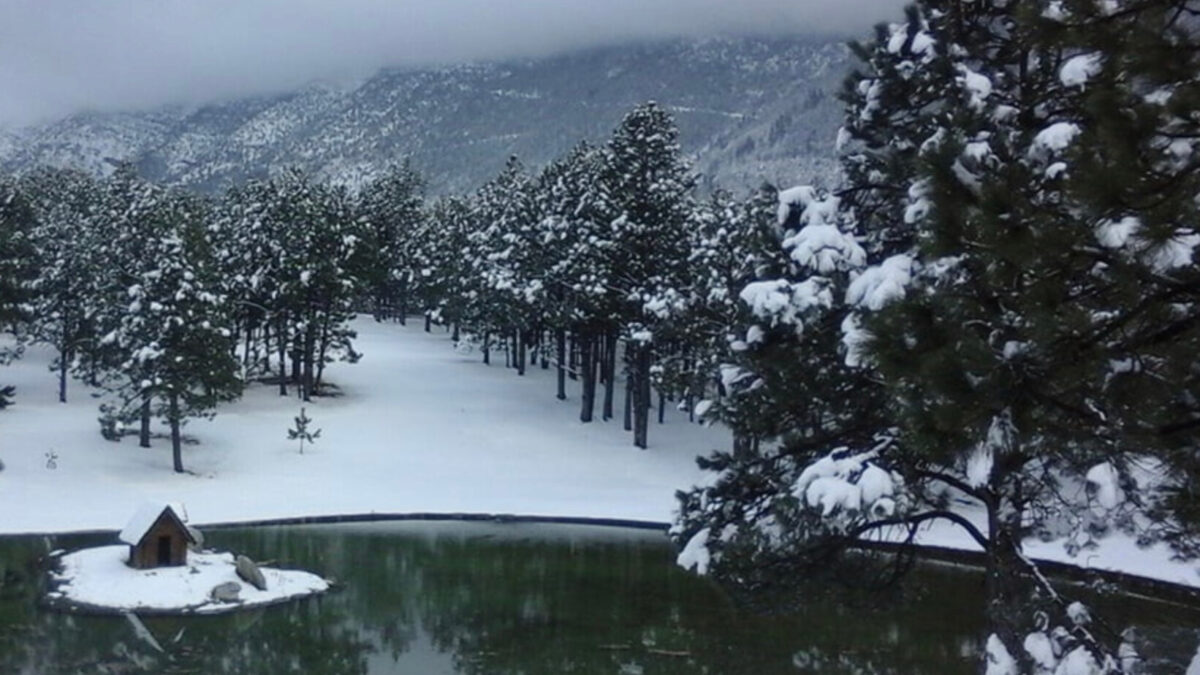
[95,182,242,472]
[647,185,788,436]
[598,102,695,448]
[463,156,540,372]
[358,160,425,324]
[0,175,35,409]
[21,167,104,403]
[215,170,368,401]
[1046,0,1200,559]
[679,2,1200,670]
[533,142,613,416]
[415,196,474,333]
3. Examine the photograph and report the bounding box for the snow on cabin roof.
[118,503,193,546]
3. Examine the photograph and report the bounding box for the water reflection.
[0,521,1196,674]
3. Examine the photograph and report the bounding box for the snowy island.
[44,504,329,615]
[46,546,330,616]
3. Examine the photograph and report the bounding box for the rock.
[210,581,241,603]
[185,525,204,552]
[235,555,267,591]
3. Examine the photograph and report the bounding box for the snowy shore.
[0,318,722,534]
[2,317,1199,594]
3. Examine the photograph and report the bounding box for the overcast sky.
[0,0,904,128]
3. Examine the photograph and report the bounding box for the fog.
[0,0,903,127]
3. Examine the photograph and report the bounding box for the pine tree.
[91,168,242,472]
[21,167,103,403]
[287,406,321,454]
[0,176,37,409]
[676,2,1200,669]
[358,161,425,323]
[598,102,695,448]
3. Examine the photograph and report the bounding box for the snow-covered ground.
[0,318,722,534]
[2,317,1199,593]
[48,545,328,614]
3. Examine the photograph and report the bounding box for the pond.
[0,521,1197,674]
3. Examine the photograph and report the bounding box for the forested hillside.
[0,36,845,194]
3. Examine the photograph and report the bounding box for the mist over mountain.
[0,35,850,194]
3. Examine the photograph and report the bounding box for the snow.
[1033,122,1082,154]
[1060,53,1103,88]
[985,634,1018,675]
[676,528,711,575]
[845,254,913,310]
[957,65,993,111]
[965,444,993,489]
[1146,234,1199,272]
[47,545,327,614]
[1057,646,1102,675]
[1066,601,1091,626]
[1086,462,1123,510]
[1023,632,1057,670]
[118,503,189,546]
[739,278,832,329]
[0,318,725,535]
[1095,216,1141,249]
[793,449,895,519]
[784,224,867,273]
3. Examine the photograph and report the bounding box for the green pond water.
[0,521,1197,674]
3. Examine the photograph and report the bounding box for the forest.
[1,0,1199,672]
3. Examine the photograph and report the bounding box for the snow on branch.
[845,254,914,310]
[739,278,832,331]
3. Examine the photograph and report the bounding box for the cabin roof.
[118,503,195,546]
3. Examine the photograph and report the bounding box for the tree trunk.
[556,328,566,401]
[516,332,526,376]
[424,313,432,332]
[398,278,408,326]
[58,343,69,404]
[579,333,596,423]
[483,332,490,365]
[169,392,184,473]
[633,346,651,448]
[242,321,253,370]
[658,390,666,424]
[302,323,316,402]
[277,318,288,397]
[568,332,578,380]
[262,322,272,374]
[984,492,1038,672]
[452,323,459,342]
[623,369,633,432]
[602,332,617,420]
[315,305,333,390]
[139,395,152,448]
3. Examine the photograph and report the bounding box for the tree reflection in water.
[0,522,1196,674]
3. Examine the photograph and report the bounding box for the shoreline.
[9,511,1200,611]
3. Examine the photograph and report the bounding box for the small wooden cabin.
[119,504,196,569]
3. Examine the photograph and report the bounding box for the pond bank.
[22,511,1200,612]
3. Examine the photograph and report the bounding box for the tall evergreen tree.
[21,167,103,403]
[0,176,35,409]
[598,102,695,448]
[358,161,425,323]
[677,2,1200,670]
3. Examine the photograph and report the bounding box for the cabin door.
[157,535,172,565]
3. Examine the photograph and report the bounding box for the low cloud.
[0,0,903,127]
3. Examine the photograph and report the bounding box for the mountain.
[0,35,850,194]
